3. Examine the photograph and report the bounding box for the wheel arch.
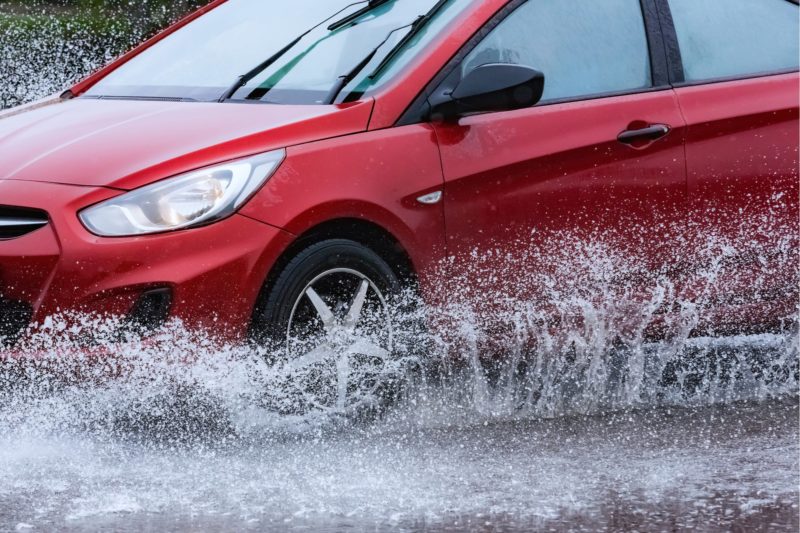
[250,217,420,332]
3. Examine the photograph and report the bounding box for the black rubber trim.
[640,0,670,87]
[653,0,686,84]
[0,297,32,347]
[397,0,665,126]
[125,288,172,333]
[522,85,673,108]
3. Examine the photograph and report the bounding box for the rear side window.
[460,0,652,102]
[669,0,800,82]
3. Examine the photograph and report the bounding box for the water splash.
[1,230,796,443]
[0,0,203,109]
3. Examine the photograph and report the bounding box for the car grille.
[0,206,49,240]
[0,297,32,347]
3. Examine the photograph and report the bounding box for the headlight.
[80,149,285,237]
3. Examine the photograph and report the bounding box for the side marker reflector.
[416,191,443,205]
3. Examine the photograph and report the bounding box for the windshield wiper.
[368,0,449,79]
[219,1,367,102]
[324,22,415,104]
[325,0,451,104]
[328,0,392,31]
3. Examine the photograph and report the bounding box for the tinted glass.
[461,0,652,102]
[669,0,799,82]
[86,0,468,104]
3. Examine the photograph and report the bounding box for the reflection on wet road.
[1,398,796,532]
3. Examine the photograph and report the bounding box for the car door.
[429,0,688,318]
[662,0,800,333]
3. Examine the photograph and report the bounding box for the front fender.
[240,124,447,279]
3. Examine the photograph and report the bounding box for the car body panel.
[674,72,800,332]
[0,98,373,191]
[239,123,447,295]
[0,179,292,336]
[435,90,688,282]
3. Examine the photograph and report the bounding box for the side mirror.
[430,63,545,122]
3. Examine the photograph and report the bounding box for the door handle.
[617,124,671,145]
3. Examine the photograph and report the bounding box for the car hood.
[0,97,373,190]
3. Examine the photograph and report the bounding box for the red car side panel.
[674,72,800,331]
[435,90,688,282]
[239,124,447,294]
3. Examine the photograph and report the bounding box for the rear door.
[661,0,800,333]
[429,0,688,312]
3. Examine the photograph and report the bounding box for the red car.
[1,0,798,395]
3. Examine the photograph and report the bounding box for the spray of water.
[1,227,796,443]
[0,0,202,109]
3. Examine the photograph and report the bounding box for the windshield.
[85,0,469,104]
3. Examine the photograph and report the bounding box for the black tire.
[251,239,413,417]
[252,239,402,350]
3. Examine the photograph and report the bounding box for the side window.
[460,0,652,102]
[669,0,800,82]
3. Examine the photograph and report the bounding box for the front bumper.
[0,180,292,345]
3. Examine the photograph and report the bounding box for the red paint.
[0,98,372,191]
[675,73,799,331]
[435,90,688,271]
[1,1,797,347]
[0,180,292,336]
[240,124,447,296]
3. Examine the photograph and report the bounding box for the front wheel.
[252,239,407,416]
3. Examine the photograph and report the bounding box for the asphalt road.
[1,390,797,532]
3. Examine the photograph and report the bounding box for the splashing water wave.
[1,231,796,443]
[0,1,202,109]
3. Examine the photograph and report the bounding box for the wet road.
[1,397,797,532]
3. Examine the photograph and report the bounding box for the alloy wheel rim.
[284,268,393,411]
